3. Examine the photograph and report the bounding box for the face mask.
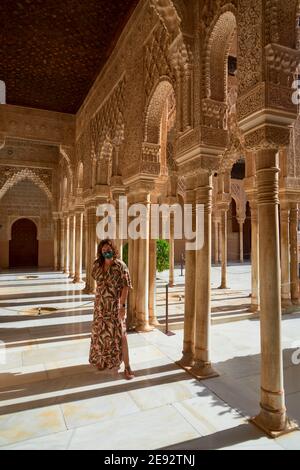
[103,251,114,260]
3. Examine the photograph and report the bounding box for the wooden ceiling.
[0,0,140,114]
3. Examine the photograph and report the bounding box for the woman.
[89,238,134,380]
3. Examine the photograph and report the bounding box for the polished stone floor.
[0,266,299,450]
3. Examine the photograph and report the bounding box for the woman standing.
[89,238,135,380]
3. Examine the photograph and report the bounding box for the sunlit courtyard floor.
[0,266,299,450]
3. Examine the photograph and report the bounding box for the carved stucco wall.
[1,0,300,231]
[0,180,53,242]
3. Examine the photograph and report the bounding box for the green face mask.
[103,251,114,260]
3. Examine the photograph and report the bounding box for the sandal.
[124,366,135,380]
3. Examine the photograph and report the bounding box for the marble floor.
[0,266,299,450]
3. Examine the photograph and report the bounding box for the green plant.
[121,240,169,273]
[156,239,169,272]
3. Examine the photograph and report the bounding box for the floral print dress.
[89,258,132,370]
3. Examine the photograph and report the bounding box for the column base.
[135,322,154,333]
[176,352,195,369]
[69,273,75,279]
[248,303,259,313]
[281,298,292,308]
[63,270,70,276]
[126,323,137,332]
[218,284,229,290]
[250,414,299,439]
[83,285,90,294]
[73,277,83,284]
[149,317,160,327]
[189,361,219,380]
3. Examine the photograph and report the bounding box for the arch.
[145,79,175,144]
[204,9,237,101]
[8,216,40,241]
[9,218,38,267]
[60,145,74,194]
[97,139,114,185]
[230,197,239,232]
[0,169,53,202]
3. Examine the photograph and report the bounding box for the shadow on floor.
[160,423,267,450]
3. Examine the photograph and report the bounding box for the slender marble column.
[219,208,228,289]
[69,214,76,278]
[60,217,65,272]
[177,188,196,368]
[290,203,299,305]
[135,192,153,332]
[280,205,292,307]
[252,148,296,436]
[63,216,70,275]
[190,174,218,379]
[214,218,219,264]
[89,206,97,294]
[250,202,259,312]
[74,211,84,283]
[53,218,59,271]
[84,210,91,293]
[169,213,175,287]
[127,234,135,330]
[238,219,244,263]
[149,237,159,326]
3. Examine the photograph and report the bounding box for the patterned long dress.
[89,258,132,370]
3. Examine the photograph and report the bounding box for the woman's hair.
[96,238,119,268]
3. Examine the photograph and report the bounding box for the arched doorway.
[9,219,38,268]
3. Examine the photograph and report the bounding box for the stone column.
[169,213,175,287]
[135,190,153,332]
[214,217,219,264]
[252,148,296,436]
[218,219,222,264]
[290,203,299,305]
[178,187,196,368]
[89,205,97,294]
[63,215,70,275]
[127,234,135,330]
[53,217,59,271]
[73,211,84,283]
[238,218,244,263]
[149,237,159,326]
[60,217,65,272]
[127,188,141,331]
[250,202,259,312]
[69,214,76,278]
[84,211,90,293]
[190,173,218,379]
[112,187,126,260]
[132,238,140,326]
[280,204,292,307]
[219,208,228,289]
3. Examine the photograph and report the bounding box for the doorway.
[9,218,38,267]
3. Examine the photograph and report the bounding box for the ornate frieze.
[0,166,53,201]
[237,83,266,122]
[202,98,228,129]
